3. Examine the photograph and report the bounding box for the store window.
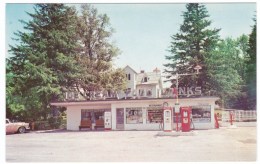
[81,110,92,121]
[147,108,162,123]
[192,105,211,123]
[81,109,109,123]
[126,107,143,124]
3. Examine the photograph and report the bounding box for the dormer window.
[143,77,148,82]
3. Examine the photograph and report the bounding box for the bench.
[79,120,92,130]
[94,119,104,130]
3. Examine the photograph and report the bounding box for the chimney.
[140,70,145,73]
[153,67,160,73]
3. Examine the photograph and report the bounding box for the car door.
[6,120,12,133]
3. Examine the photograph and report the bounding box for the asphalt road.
[6,127,257,162]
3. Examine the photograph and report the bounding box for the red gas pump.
[181,107,192,132]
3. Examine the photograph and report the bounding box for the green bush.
[48,116,63,129]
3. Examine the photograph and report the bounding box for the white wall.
[124,66,136,94]
[67,106,81,131]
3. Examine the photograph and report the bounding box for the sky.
[5,3,256,74]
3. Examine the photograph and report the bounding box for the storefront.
[51,97,218,131]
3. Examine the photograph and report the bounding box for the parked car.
[6,119,30,134]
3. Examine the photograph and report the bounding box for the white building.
[118,65,163,99]
[52,65,219,131]
[51,97,218,131]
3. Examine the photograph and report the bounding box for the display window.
[126,107,143,124]
[146,108,162,124]
[81,109,109,123]
[192,105,211,123]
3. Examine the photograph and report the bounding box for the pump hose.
[190,118,195,130]
[159,121,164,130]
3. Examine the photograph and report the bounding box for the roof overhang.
[51,97,219,108]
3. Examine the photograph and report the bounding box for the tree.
[7,4,80,120]
[164,3,220,93]
[245,17,256,110]
[206,37,247,108]
[74,4,126,99]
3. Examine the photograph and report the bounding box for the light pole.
[174,65,202,131]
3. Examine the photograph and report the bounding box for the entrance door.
[116,108,124,130]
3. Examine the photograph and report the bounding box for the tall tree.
[74,4,126,99]
[246,17,256,110]
[7,4,80,120]
[164,3,220,94]
[206,37,246,108]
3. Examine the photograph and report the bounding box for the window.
[126,107,143,124]
[128,74,131,80]
[147,89,152,96]
[143,77,148,82]
[139,89,145,96]
[81,109,92,121]
[81,109,109,123]
[147,108,162,124]
[74,92,79,99]
[192,105,211,123]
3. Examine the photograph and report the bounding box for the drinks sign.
[164,86,202,98]
[178,86,202,96]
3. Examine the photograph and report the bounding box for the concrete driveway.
[6,127,256,162]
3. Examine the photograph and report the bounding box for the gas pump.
[163,107,172,132]
[104,111,112,130]
[180,107,192,132]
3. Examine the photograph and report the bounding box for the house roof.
[136,71,161,85]
[124,65,137,74]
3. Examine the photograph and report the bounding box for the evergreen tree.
[246,17,256,110]
[7,4,80,119]
[164,3,220,94]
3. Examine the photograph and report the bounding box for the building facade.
[51,97,218,131]
[52,65,219,131]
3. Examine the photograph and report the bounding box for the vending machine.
[181,107,192,132]
[163,107,172,132]
[104,111,112,130]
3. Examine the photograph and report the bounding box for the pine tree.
[164,3,220,94]
[7,4,80,119]
[246,17,256,110]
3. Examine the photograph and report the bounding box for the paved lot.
[6,127,256,162]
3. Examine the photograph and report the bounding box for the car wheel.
[18,127,26,134]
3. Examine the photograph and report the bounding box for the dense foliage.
[7,4,126,121]
[164,3,220,93]
[165,3,256,110]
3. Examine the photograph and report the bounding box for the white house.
[118,66,163,99]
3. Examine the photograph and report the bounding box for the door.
[116,108,124,130]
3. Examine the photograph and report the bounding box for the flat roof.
[50,96,219,107]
